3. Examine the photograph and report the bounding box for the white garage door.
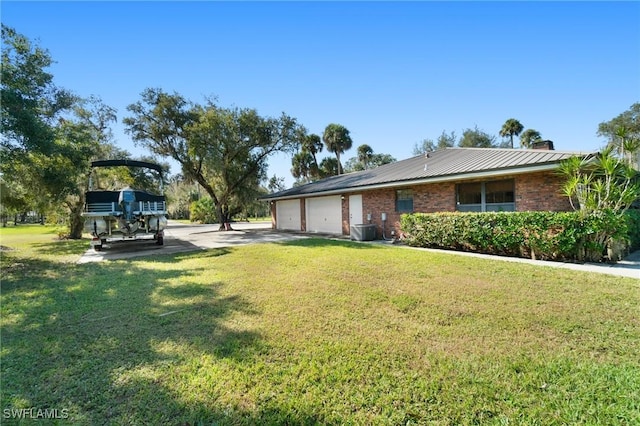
[276,199,301,231]
[306,196,342,234]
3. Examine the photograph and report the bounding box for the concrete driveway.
[77,221,307,263]
[76,221,640,279]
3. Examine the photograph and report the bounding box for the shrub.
[189,197,217,224]
[625,209,640,252]
[400,210,633,263]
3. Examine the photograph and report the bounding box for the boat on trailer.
[82,159,168,251]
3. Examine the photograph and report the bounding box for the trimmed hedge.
[400,210,639,263]
[625,209,640,252]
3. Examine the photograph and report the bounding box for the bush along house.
[261,144,597,241]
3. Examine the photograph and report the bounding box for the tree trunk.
[68,197,85,239]
[216,204,233,231]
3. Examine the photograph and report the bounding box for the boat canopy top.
[91,160,163,174]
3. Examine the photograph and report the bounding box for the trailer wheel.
[156,236,164,246]
[94,244,103,252]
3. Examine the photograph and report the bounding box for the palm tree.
[499,118,524,149]
[519,129,542,149]
[319,157,339,178]
[322,123,353,175]
[291,150,314,182]
[302,134,323,166]
[357,144,374,169]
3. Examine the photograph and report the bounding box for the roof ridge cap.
[447,147,509,151]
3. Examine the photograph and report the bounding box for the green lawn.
[1,226,639,425]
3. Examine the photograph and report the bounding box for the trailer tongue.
[82,160,168,251]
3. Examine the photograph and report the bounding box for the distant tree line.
[412,118,550,155]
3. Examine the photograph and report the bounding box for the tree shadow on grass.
[147,247,233,264]
[1,250,332,424]
[30,239,89,257]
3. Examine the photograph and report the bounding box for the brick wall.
[360,171,571,235]
[361,188,396,238]
[272,171,572,236]
[361,182,457,237]
[341,196,350,235]
[515,171,571,211]
[300,199,307,232]
[270,201,276,229]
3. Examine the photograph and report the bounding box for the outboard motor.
[118,187,136,221]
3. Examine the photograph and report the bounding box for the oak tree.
[124,89,304,229]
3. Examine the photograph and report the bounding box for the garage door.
[306,196,342,234]
[276,199,301,231]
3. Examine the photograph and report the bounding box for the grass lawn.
[1,226,639,425]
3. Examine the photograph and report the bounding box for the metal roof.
[263,147,596,200]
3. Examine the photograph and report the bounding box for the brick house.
[261,146,596,239]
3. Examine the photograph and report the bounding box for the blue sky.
[3,1,639,186]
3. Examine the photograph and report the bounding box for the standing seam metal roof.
[263,147,596,200]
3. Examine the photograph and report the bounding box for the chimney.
[531,140,554,150]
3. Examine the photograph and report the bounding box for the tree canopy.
[0,25,117,237]
[1,24,75,157]
[597,102,640,167]
[344,145,396,172]
[598,103,640,142]
[459,126,497,148]
[124,88,305,228]
[413,131,456,155]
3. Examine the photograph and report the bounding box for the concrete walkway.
[370,240,640,280]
